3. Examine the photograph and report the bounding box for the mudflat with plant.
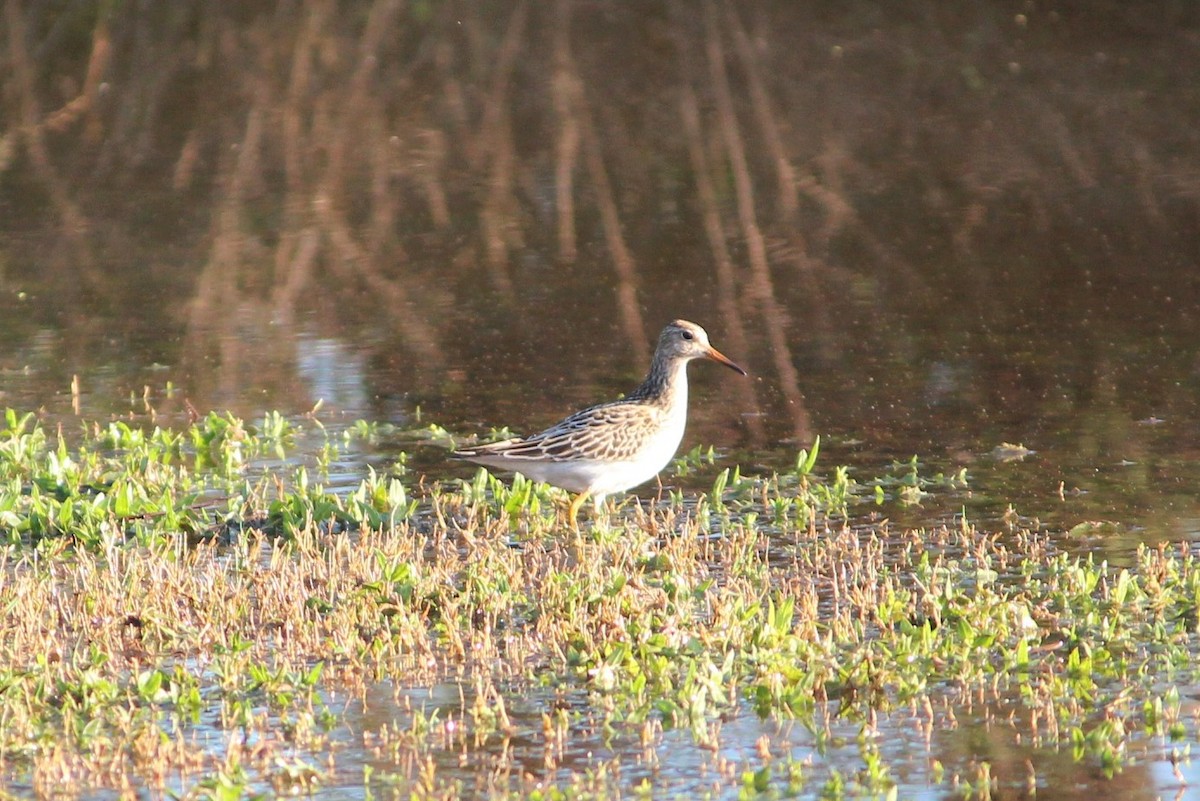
[0,407,1194,799]
[2,0,1200,798]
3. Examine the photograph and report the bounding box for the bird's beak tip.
[707,347,747,376]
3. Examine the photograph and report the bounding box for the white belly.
[598,413,686,494]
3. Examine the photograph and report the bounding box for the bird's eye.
[681,330,694,341]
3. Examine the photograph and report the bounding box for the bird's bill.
[706,346,748,376]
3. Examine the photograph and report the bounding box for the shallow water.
[3,1,1200,797]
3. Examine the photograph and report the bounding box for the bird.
[452,319,746,528]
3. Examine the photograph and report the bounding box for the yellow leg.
[567,492,590,531]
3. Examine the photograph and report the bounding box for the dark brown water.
[3,1,1200,797]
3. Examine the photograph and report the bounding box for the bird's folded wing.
[457,402,659,462]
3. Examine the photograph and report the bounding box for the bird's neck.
[628,355,688,410]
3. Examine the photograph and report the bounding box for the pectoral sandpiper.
[452,320,746,527]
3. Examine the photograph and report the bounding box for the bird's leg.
[567,491,591,531]
[592,494,610,529]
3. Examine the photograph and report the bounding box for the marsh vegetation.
[0,410,1194,798]
[3,1,1200,797]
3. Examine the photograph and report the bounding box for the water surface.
[2,1,1200,797]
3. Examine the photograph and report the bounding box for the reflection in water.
[2,1,1196,453]
[3,1,1200,797]
[295,333,368,413]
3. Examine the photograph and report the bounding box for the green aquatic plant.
[870,454,969,506]
[0,410,1193,798]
